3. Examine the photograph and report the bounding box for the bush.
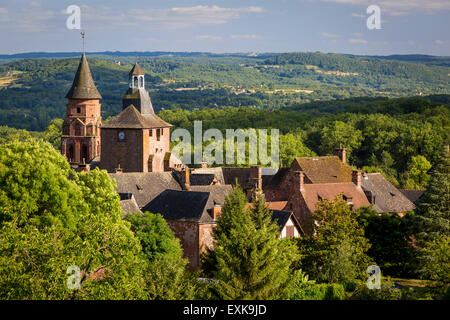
[293,283,346,300]
[349,279,402,300]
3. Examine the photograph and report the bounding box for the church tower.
[61,53,102,164]
[100,62,182,173]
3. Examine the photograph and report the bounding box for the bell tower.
[61,52,102,164]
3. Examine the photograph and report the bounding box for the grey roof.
[109,172,182,209]
[66,53,102,100]
[190,173,216,186]
[190,185,233,207]
[101,105,172,129]
[399,189,425,204]
[222,167,252,188]
[361,173,415,213]
[123,87,155,115]
[192,167,225,185]
[120,198,142,215]
[270,210,304,235]
[143,190,214,223]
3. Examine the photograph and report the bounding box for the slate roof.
[192,167,225,185]
[129,62,144,76]
[66,53,102,100]
[190,185,233,207]
[190,173,216,186]
[143,190,214,223]
[361,173,415,213]
[222,167,252,187]
[109,172,182,209]
[101,105,172,129]
[122,87,155,115]
[120,198,142,215]
[270,210,304,235]
[294,156,353,183]
[399,189,425,204]
[301,183,370,213]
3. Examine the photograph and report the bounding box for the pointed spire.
[66,53,102,99]
[129,62,144,76]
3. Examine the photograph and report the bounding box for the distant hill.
[0,51,448,131]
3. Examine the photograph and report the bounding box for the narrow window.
[77,107,81,113]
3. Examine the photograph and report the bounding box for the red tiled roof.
[301,182,370,212]
[294,156,353,184]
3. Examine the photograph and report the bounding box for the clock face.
[118,131,125,140]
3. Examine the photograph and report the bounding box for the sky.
[0,0,449,55]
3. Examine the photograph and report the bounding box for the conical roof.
[66,53,102,99]
[129,62,144,76]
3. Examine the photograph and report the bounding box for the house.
[271,210,304,239]
[263,149,370,234]
[361,173,416,215]
[143,189,223,269]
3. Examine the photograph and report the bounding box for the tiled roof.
[399,189,425,204]
[361,173,415,213]
[66,53,102,100]
[109,172,182,209]
[294,156,353,183]
[143,190,214,223]
[301,182,370,213]
[101,105,172,129]
[122,87,155,115]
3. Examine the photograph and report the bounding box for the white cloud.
[196,35,223,41]
[320,32,341,38]
[408,40,416,46]
[351,13,365,18]
[231,34,263,39]
[348,38,367,44]
[313,0,450,15]
[109,5,266,30]
[435,40,445,45]
[0,5,55,32]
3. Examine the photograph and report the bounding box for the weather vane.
[81,31,85,54]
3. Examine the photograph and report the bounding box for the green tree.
[298,196,372,283]
[418,235,450,285]
[403,155,432,189]
[280,131,316,167]
[415,151,450,244]
[125,211,199,300]
[43,118,63,150]
[207,187,298,299]
[319,121,363,163]
[0,140,145,299]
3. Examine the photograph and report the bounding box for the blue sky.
[0,0,449,55]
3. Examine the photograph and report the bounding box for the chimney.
[352,170,361,188]
[295,170,305,191]
[334,144,346,164]
[250,165,262,191]
[184,167,191,191]
[212,204,222,220]
[115,164,123,174]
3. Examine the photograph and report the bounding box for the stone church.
[61,53,182,172]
